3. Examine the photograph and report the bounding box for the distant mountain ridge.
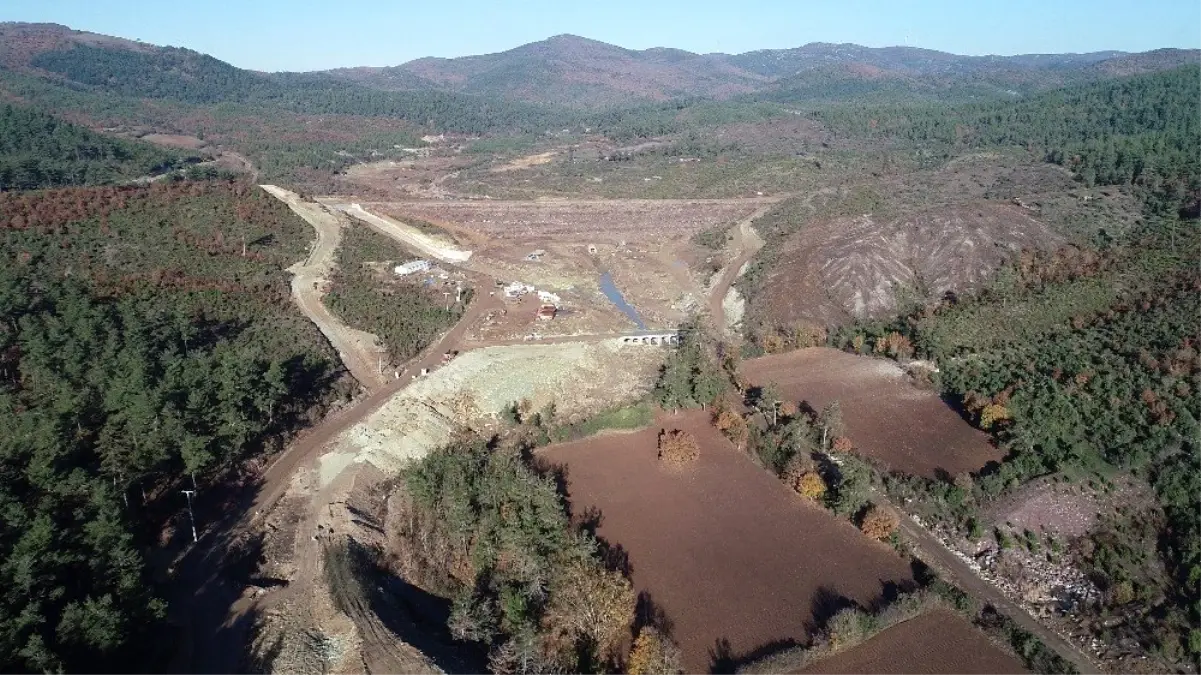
[1,21,1197,110]
[326,33,1197,106]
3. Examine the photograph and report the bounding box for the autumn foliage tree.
[859,505,899,540]
[713,407,749,449]
[627,627,683,675]
[658,429,700,465]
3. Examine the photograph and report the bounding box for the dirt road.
[168,279,502,672]
[892,507,1103,674]
[261,185,389,392]
[325,202,473,263]
[708,203,770,335]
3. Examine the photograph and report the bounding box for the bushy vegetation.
[833,220,1201,660]
[547,400,654,443]
[657,429,700,465]
[653,321,728,410]
[739,576,1076,675]
[0,182,341,672]
[326,224,468,364]
[0,103,188,189]
[391,437,635,673]
[626,627,683,675]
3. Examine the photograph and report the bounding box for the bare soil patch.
[539,411,914,672]
[339,155,477,199]
[758,201,1062,325]
[796,608,1027,674]
[490,150,559,172]
[376,198,773,243]
[139,132,209,150]
[989,481,1100,539]
[742,348,1003,477]
[365,197,774,333]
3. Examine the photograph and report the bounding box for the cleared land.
[372,197,775,242]
[741,348,1002,477]
[539,411,914,672]
[796,608,1028,674]
[318,340,662,481]
[757,201,1061,325]
[366,197,776,333]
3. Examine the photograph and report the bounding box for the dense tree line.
[652,319,728,410]
[393,436,636,673]
[0,181,343,672]
[0,103,187,190]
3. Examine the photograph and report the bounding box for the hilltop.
[3,22,1197,110]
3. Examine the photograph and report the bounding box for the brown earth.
[741,348,1003,477]
[338,155,477,200]
[539,410,914,673]
[139,132,209,150]
[757,201,1062,325]
[796,608,1028,674]
[373,197,775,243]
[356,197,777,334]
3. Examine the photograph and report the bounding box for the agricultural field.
[539,410,914,672]
[741,348,1003,477]
[796,609,1027,674]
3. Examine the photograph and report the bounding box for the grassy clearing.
[549,400,654,443]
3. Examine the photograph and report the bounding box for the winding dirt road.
[262,185,389,392]
[708,203,770,335]
[168,274,502,673]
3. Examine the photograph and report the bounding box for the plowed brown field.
[796,608,1027,674]
[539,411,913,673]
[741,348,1002,477]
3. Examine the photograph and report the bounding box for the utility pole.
[181,490,198,543]
[443,291,451,311]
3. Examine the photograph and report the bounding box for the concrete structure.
[614,331,680,346]
[394,259,432,276]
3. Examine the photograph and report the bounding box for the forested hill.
[0,181,345,672]
[0,103,189,189]
[818,65,1201,214]
[17,41,558,134]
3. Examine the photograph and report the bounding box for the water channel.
[598,271,646,329]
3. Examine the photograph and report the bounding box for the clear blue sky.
[3,0,1199,71]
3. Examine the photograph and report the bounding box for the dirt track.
[168,185,508,672]
[709,203,769,335]
[262,185,389,392]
